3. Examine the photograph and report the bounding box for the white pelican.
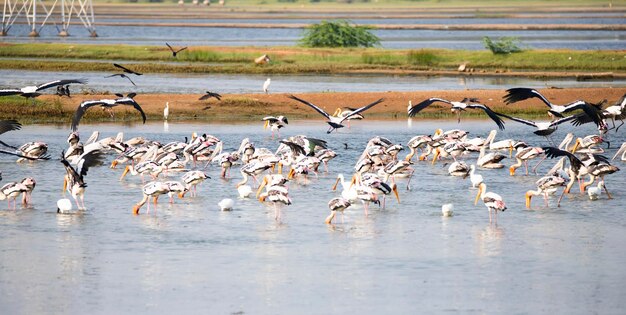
[57,198,73,214]
[287,94,384,133]
[525,175,566,208]
[166,42,188,57]
[0,79,86,99]
[61,149,105,210]
[164,102,169,120]
[263,78,271,94]
[407,97,506,130]
[181,171,209,197]
[504,87,603,121]
[509,146,544,176]
[332,173,358,202]
[325,197,351,224]
[72,93,146,132]
[475,182,507,224]
[218,198,234,211]
[262,116,288,139]
[442,203,454,217]
[133,181,170,215]
[469,164,483,188]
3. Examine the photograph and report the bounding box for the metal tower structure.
[1,0,97,37]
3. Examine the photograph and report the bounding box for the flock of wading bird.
[1,70,626,224]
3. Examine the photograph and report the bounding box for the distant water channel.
[1,70,624,94]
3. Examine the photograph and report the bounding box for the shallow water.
[3,23,625,50]
[0,120,625,314]
[1,69,624,94]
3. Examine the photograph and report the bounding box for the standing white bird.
[164,102,169,120]
[263,78,271,94]
[469,164,483,188]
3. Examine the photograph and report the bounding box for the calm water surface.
[3,24,625,50]
[1,69,624,94]
[0,120,625,314]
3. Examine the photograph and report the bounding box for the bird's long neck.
[486,130,496,147]
[236,172,249,187]
[136,194,149,208]
[325,211,336,224]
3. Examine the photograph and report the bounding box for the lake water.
[1,69,624,94]
[2,22,625,50]
[0,120,625,314]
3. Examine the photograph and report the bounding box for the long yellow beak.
[263,120,269,129]
[525,192,532,209]
[431,148,440,165]
[509,165,516,176]
[132,205,140,215]
[474,185,483,205]
[393,185,400,203]
[256,177,268,198]
[120,165,130,181]
[349,174,357,189]
[287,168,295,180]
[110,160,118,169]
[571,139,580,153]
[62,176,67,194]
[325,211,336,224]
[332,177,340,191]
[178,192,185,199]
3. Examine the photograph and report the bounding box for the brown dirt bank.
[36,87,626,123]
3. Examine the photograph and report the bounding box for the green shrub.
[407,49,439,65]
[483,36,522,54]
[299,20,380,48]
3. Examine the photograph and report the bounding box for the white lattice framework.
[1,0,96,37]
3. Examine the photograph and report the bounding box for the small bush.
[299,20,380,48]
[483,36,522,54]
[407,49,439,66]
[362,53,403,65]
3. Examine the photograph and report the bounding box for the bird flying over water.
[407,97,506,130]
[113,63,142,76]
[503,87,603,123]
[105,73,137,86]
[287,94,384,133]
[0,79,86,99]
[166,42,188,57]
[71,93,146,131]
